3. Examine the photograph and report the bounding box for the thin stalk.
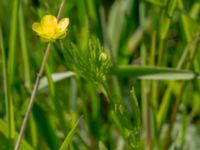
[14,43,51,150]
[8,0,19,84]
[7,0,19,145]
[139,1,152,149]
[19,4,38,147]
[19,5,31,90]
[141,45,152,150]
[149,32,158,110]
[14,0,66,149]
[149,32,160,148]
[157,39,164,66]
[99,5,109,51]
[157,0,193,128]
[0,25,9,137]
[163,81,186,149]
[157,40,192,130]
[164,33,200,149]
[178,0,191,42]
[149,32,156,66]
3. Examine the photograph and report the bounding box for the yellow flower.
[32,15,69,42]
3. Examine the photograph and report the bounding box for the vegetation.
[1,0,200,149]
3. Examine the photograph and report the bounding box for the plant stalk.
[164,33,200,149]
[14,0,66,149]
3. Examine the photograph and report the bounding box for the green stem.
[7,0,19,146]
[19,5,31,90]
[0,25,10,144]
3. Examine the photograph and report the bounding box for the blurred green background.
[1,0,200,149]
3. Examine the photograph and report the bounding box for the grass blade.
[0,25,8,121]
[111,66,199,80]
[8,0,19,84]
[59,116,82,150]
[7,0,19,143]
[19,5,31,90]
[33,104,60,150]
[98,141,108,150]
[39,71,75,90]
[0,119,33,150]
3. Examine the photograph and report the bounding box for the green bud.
[99,52,108,61]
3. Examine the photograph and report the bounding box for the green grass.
[1,0,200,149]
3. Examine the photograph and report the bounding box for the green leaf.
[167,0,177,17]
[59,116,82,150]
[98,141,108,150]
[114,104,133,130]
[33,104,60,150]
[39,71,75,90]
[110,66,200,80]
[0,119,33,150]
[145,0,166,6]
[130,87,141,128]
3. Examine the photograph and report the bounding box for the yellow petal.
[39,33,53,40]
[58,32,67,39]
[41,15,57,27]
[54,30,65,39]
[58,18,69,31]
[32,15,69,41]
[32,23,43,34]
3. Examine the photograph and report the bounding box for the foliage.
[1,0,200,149]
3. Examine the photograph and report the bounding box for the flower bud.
[99,52,107,61]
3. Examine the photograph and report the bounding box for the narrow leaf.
[110,66,200,80]
[39,71,75,89]
[0,119,33,150]
[59,116,82,150]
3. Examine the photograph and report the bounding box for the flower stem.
[14,0,66,149]
[14,43,51,150]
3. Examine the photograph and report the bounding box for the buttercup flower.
[32,15,69,42]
